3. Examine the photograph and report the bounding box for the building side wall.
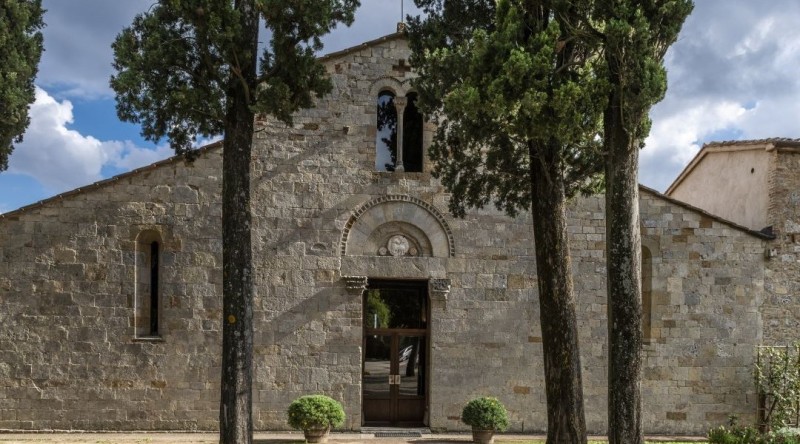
[669,150,770,230]
[0,152,224,430]
[763,150,800,344]
[636,191,764,433]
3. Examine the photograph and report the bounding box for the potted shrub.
[461,396,509,444]
[287,394,345,443]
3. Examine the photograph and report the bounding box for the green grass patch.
[501,441,697,444]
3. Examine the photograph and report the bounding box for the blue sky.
[2,0,800,214]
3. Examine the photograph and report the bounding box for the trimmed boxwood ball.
[461,397,509,431]
[287,395,346,430]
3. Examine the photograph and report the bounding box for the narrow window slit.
[149,241,160,336]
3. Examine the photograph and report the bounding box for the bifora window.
[375,91,423,172]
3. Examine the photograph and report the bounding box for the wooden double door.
[362,280,428,426]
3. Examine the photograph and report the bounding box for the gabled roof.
[665,138,800,196]
[0,141,223,220]
[318,31,405,64]
[640,184,774,240]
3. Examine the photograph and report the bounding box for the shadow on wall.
[260,286,354,344]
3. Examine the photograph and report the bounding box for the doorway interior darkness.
[362,279,429,426]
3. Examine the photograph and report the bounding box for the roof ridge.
[318,32,405,63]
[703,137,800,148]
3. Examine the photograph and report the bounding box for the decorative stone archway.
[340,195,455,258]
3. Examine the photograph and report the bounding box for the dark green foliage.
[408,3,606,441]
[461,397,509,431]
[365,290,391,328]
[597,3,692,443]
[408,0,607,218]
[595,0,695,149]
[708,424,761,444]
[708,416,800,444]
[755,345,800,432]
[286,395,346,430]
[0,0,44,171]
[110,0,358,154]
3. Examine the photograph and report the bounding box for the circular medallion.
[387,235,410,257]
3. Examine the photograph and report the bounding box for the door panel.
[398,335,424,397]
[363,281,429,426]
[363,334,393,424]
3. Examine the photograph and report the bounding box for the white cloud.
[39,0,423,99]
[645,101,748,166]
[38,0,155,98]
[8,88,174,193]
[641,100,749,192]
[109,141,176,172]
[732,17,775,57]
[638,1,800,192]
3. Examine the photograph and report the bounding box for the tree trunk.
[219,1,258,443]
[604,89,643,444]
[529,144,588,444]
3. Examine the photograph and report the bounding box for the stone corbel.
[428,278,451,301]
[343,275,368,295]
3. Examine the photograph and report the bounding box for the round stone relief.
[387,235,410,257]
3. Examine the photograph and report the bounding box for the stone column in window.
[394,96,408,172]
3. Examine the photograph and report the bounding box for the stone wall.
[246,34,542,430]
[0,33,773,435]
[762,149,800,344]
[636,190,766,432]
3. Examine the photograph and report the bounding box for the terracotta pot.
[303,426,330,443]
[471,428,495,444]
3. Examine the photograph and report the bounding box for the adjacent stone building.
[0,32,795,434]
[666,139,800,345]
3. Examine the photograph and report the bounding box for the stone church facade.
[0,32,796,434]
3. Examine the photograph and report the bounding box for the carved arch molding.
[340,195,455,258]
[369,76,414,97]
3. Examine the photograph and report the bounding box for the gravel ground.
[0,432,708,444]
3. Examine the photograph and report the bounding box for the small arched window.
[135,230,162,337]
